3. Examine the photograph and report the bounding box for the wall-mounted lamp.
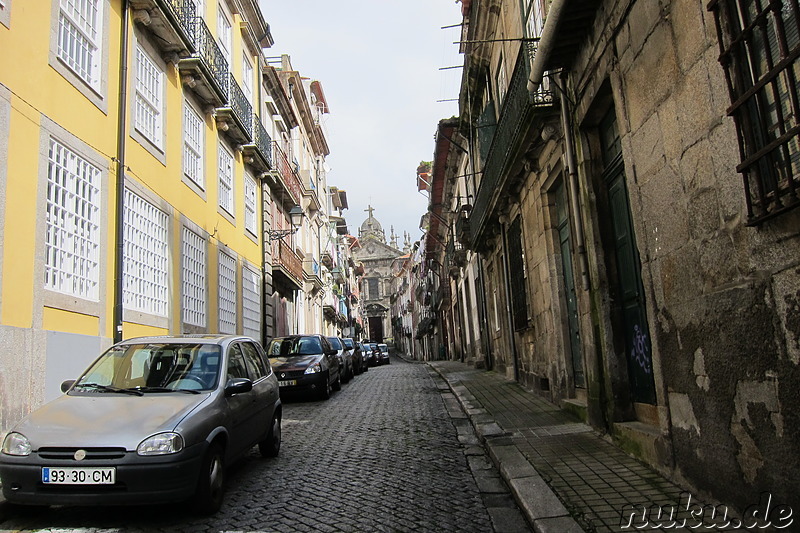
[268,206,304,241]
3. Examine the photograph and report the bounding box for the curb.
[428,363,585,533]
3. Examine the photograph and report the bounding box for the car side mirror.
[224,378,253,397]
[325,349,337,357]
[61,380,76,393]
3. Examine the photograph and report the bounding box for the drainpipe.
[526,0,568,94]
[113,0,130,343]
[559,73,590,290]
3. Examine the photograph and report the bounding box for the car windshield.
[342,339,354,349]
[74,343,221,393]
[379,344,388,352]
[326,337,343,350]
[268,337,323,356]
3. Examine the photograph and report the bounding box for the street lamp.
[267,206,304,241]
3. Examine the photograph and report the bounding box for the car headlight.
[137,432,184,456]
[304,362,322,374]
[2,432,32,456]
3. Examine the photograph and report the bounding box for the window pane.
[58,0,101,87]
[218,143,234,214]
[242,264,261,340]
[182,227,206,326]
[183,102,204,186]
[135,45,163,148]
[123,189,169,316]
[218,251,236,333]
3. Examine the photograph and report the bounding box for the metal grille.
[192,17,228,102]
[244,172,257,235]
[58,0,100,87]
[218,250,236,333]
[710,0,800,223]
[183,101,204,186]
[44,139,101,300]
[218,142,234,214]
[182,227,206,326]
[227,72,253,140]
[135,45,163,148]
[123,189,168,316]
[242,263,261,340]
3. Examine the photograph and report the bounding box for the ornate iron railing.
[227,73,252,141]
[470,43,554,246]
[191,17,228,102]
[253,117,273,168]
[272,142,302,204]
[272,238,303,284]
[161,0,196,46]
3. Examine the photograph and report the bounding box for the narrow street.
[1,356,528,532]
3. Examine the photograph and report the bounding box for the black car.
[365,342,380,367]
[267,335,341,400]
[342,338,365,374]
[327,336,354,382]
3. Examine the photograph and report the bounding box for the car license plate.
[42,467,115,485]
[278,380,296,387]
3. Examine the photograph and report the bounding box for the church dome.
[359,205,385,243]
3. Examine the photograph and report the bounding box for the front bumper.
[0,443,205,506]
[276,371,328,396]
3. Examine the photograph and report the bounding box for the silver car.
[0,335,281,513]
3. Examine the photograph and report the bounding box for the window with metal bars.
[57,0,101,88]
[218,142,234,214]
[710,0,800,224]
[242,264,261,340]
[507,216,529,331]
[183,101,204,187]
[218,250,237,333]
[182,227,206,327]
[44,138,101,300]
[123,189,169,316]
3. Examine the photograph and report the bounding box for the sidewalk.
[427,360,746,533]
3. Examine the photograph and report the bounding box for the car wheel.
[259,411,281,457]
[194,442,225,514]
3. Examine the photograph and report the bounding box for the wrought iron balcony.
[271,238,303,290]
[131,0,196,57]
[242,117,273,173]
[468,43,555,249]
[216,73,252,144]
[269,143,303,205]
[178,17,228,107]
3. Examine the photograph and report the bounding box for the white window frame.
[134,43,164,150]
[188,0,203,17]
[242,52,254,104]
[244,172,257,236]
[218,250,237,334]
[182,227,206,327]
[123,188,169,317]
[217,5,232,67]
[44,138,101,301]
[218,141,234,215]
[57,0,102,89]
[242,263,261,340]
[183,100,204,188]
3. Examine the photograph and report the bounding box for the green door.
[601,110,656,405]
[555,180,584,388]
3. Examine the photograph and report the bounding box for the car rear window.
[327,337,342,349]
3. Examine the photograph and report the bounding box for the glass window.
[242,53,254,103]
[123,189,169,316]
[134,44,163,149]
[217,5,232,66]
[244,172,257,235]
[183,101,204,187]
[240,342,267,379]
[218,142,234,214]
[57,0,102,88]
[44,138,101,300]
[242,263,261,340]
[226,344,248,380]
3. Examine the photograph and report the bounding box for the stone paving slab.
[429,360,751,533]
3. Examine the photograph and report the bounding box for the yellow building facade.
[0,0,274,433]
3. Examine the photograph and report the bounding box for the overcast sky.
[258,1,463,248]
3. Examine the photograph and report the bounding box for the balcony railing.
[242,117,273,173]
[216,73,252,144]
[178,17,228,106]
[271,238,303,288]
[271,143,303,204]
[469,43,554,248]
[131,0,196,56]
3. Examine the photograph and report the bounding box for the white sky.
[258,1,463,248]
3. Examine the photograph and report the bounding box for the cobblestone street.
[1,356,528,532]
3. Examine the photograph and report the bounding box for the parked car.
[327,336,353,382]
[342,338,364,374]
[377,343,390,365]
[0,335,281,514]
[268,335,341,400]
